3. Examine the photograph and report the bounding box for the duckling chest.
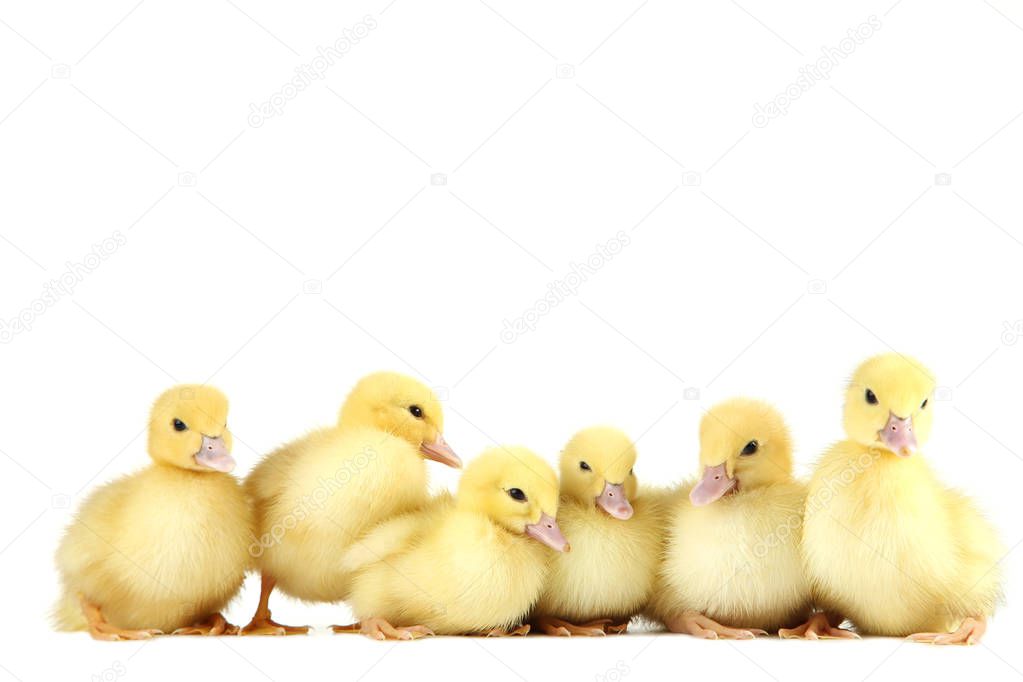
[804,455,957,626]
[664,490,809,621]
[539,506,659,619]
[120,473,252,592]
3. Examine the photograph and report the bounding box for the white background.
[2,0,1022,680]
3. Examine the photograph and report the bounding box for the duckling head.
[843,353,935,457]
[690,398,793,506]
[559,426,637,520]
[147,384,235,473]
[338,371,460,468]
[457,447,569,552]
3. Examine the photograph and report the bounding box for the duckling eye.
[629,468,634,476]
[172,419,188,432]
[865,389,878,405]
[921,399,928,409]
[409,405,424,419]
[507,488,527,502]
[740,440,758,456]
[579,461,591,471]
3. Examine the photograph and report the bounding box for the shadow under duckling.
[530,426,665,636]
[342,446,569,639]
[649,398,813,638]
[54,385,253,640]
[794,353,1003,644]
[241,371,461,635]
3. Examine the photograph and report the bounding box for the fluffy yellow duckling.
[530,426,663,636]
[343,446,569,638]
[650,398,812,638]
[794,353,1003,644]
[241,371,461,635]
[54,385,252,640]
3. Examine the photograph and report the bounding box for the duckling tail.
[52,589,86,631]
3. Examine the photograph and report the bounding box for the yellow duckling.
[530,426,663,636]
[54,385,252,640]
[343,446,569,638]
[650,398,812,638]
[794,353,1003,644]
[241,371,460,635]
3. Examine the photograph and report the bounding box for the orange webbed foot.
[909,617,986,645]
[666,612,768,640]
[352,617,434,640]
[484,624,530,637]
[535,616,613,637]
[240,613,309,636]
[780,612,859,640]
[78,594,163,641]
[173,612,239,636]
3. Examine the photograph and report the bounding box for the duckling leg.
[240,575,309,636]
[352,617,434,640]
[173,612,240,636]
[779,612,859,640]
[535,616,612,637]
[484,624,531,637]
[665,611,768,640]
[606,620,630,635]
[79,594,162,641]
[908,616,986,645]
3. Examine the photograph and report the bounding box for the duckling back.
[245,426,429,602]
[348,508,550,634]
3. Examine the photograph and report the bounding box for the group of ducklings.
[54,353,1003,644]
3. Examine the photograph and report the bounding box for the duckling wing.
[940,486,1004,617]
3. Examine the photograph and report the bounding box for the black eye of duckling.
[579,461,591,471]
[172,418,188,432]
[740,440,758,456]
[409,405,423,419]
[921,399,928,409]
[507,488,527,502]
[865,389,878,405]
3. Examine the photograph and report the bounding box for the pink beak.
[194,435,235,473]
[596,481,633,520]
[525,512,570,552]
[689,462,737,506]
[880,413,917,457]
[420,433,462,468]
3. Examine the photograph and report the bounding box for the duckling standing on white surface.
[54,385,252,640]
[791,353,1003,643]
[343,447,569,638]
[650,398,813,638]
[241,371,460,635]
[531,426,664,636]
